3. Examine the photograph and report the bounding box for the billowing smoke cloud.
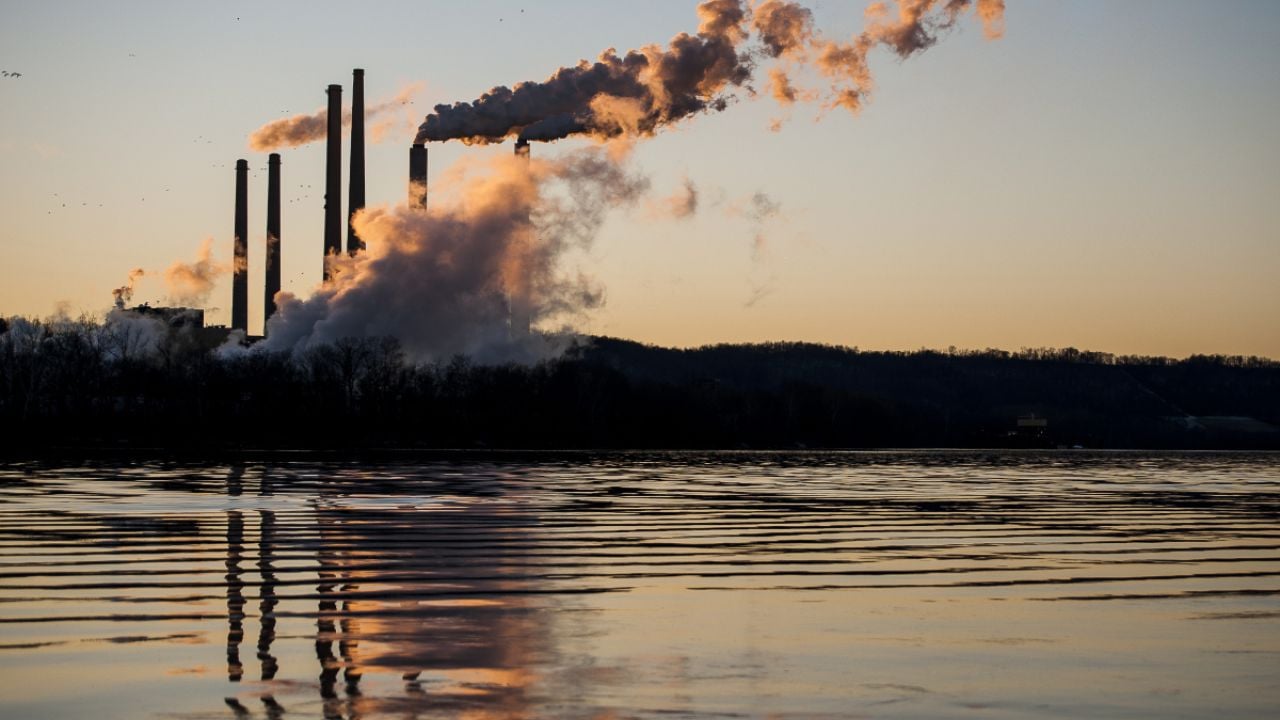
[112,268,146,309]
[417,0,752,145]
[261,149,649,363]
[248,84,421,152]
[417,0,1004,144]
[752,0,815,58]
[164,237,230,306]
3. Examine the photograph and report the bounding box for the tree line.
[2,314,1277,451]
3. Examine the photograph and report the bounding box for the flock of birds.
[2,70,22,78]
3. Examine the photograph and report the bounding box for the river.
[1,451,1277,719]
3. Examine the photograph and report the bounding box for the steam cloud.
[262,149,649,363]
[248,85,421,152]
[416,0,1005,145]
[112,268,146,309]
[164,237,230,306]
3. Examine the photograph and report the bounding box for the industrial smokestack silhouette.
[232,159,248,333]
[409,143,427,210]
[323,84,342,281]
[347,69,365,256]
[511,140,531,338]
[264,153,281,329]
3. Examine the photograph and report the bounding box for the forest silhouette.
[1,314,1277,451]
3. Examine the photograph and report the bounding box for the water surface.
[1,451,1278,719]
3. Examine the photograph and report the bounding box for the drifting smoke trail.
[261,149,649,363]
[248,84,421,152]
[111,268,146,309]
[417,0,1004,145]
[164,237,230,306]
[801,0,1006,113]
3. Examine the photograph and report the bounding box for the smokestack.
[264,153,281,328]
[347,69,365,256]
[232,159,248,333]
[323,83,342,281]
[511,140,531,338]
[409,143,427,210]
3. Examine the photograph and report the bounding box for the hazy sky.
[2,1,1277,357]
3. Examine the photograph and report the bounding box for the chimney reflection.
[257,509,279,681]
[225,509,245,682]
[316,541,341,701]
[261,695,286,720]
[304,486,548,717]
[220,469,554,718]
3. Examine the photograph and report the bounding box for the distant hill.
[564,338,1280,449]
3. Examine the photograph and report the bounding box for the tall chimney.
[264,153,282,329]
[323,83,342,281]
[232,159,249,333]
[346,69,365,256]
[409,143,428,210]
[510,140,531,338]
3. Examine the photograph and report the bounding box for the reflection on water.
[0,452,1278,719]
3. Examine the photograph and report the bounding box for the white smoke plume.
[163,237,230,306]
[260,148,649,364]
[111,268,146,309]
[100,308,169,361]
[417,0,1004,144]
[248,84,422,152]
